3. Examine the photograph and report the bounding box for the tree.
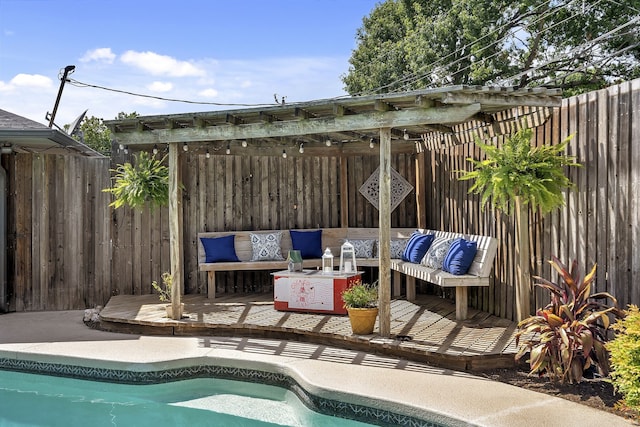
[458,128,580,321]
[343,0,640,95]
[67,112,138,156]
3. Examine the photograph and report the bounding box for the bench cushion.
[350,239,375,258]
[250,231,285,261]
[290,229,323,258]
[200,235,240,263]
[443,238,478,275]
[402,231,434,263]
[421,237,455,268]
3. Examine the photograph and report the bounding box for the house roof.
[105,85,562,156]
[0,109,103,158]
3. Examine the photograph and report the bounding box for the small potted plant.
[341,280,379,335]
[152,272,183,318]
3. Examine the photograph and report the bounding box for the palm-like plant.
[103,151,169,210]
[458,127,580,320]
[516,256,622,383]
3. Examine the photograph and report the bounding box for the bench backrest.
[198,228,498,277]
[425,229,498,278]
[197,228,420,263]
[198,229,348,263]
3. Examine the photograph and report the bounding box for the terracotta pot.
[347,307,378,335]
[165,303,184,319]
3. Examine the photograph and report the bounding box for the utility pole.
[47,65,75,128]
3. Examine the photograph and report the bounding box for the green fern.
[103,152,169,210]
[458,128,580,213]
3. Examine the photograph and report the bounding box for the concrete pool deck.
[0,310,633,427]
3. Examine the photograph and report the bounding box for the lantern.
[321,247,334,274]
[339,240,357,274]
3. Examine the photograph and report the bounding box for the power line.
[67,78,279,108]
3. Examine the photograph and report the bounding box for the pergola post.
[168,142,184,319]
[378,127,392,337]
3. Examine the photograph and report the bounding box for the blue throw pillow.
[442,238,478,275]
[402,231,435,263]
[200,235,240,262]
[290,230,323,259]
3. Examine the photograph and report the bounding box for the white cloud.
[80,48,116,64]
[147,81,173,92]
[120,50,206,77]
[199,88,219,98]
[9,73,52,89]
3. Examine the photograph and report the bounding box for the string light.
[226,143,231,155]
[118,143,124,150]
[403,129,409,140]
[205,149,211,159]
[325,138,332,147]
[299,143,304,154]
[282,149,287,159]
[152,144,159,155]
[123,145,129,154]
[369,138,375,149]
[182,142,188,152]
[241,140,248,148]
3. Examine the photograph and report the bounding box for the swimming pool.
[0,360,452,427]
[0,370,375,426]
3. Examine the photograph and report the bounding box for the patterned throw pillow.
[421,237,455,269]
[390,239,408,259]
[348,239,375,258]
[250,232,284,261]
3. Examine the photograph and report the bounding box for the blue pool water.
[0,370,374,427]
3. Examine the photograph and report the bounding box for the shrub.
[151,272,173,302]
[515,256,623,383]
[342,280,378,309]
[608,305,640,416]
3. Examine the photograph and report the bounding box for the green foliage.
[343,0,640,95]
[458,128,580,214]
[68,112,138,157]
[72,115,111,156]
[342,280,379,309]
[151,272,173,302]
[608,305,640,416]
[103,151,169,210]
[515,256,623,383]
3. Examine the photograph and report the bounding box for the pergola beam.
[116,104,482,146]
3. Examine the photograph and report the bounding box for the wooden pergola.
[107,86,562,335]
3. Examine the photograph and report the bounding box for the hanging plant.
[457,127,580,321]
[103,151,169,210]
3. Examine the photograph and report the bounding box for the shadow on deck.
[99,293,520,371]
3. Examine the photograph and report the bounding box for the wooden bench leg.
[207,271,216,300]
[406,276,416,302]
[455,287,468,320]
[393,271,401,297]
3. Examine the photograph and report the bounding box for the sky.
[0,0,380,127]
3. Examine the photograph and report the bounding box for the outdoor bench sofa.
[197,227,498,320]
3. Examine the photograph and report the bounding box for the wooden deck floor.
[99,293,520,371]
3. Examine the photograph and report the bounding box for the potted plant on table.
[342,280,379,335]
[152,272,184,318]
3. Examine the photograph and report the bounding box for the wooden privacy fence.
[423,79,640,319]
[6,79,639,320]
[7,154,111,311]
